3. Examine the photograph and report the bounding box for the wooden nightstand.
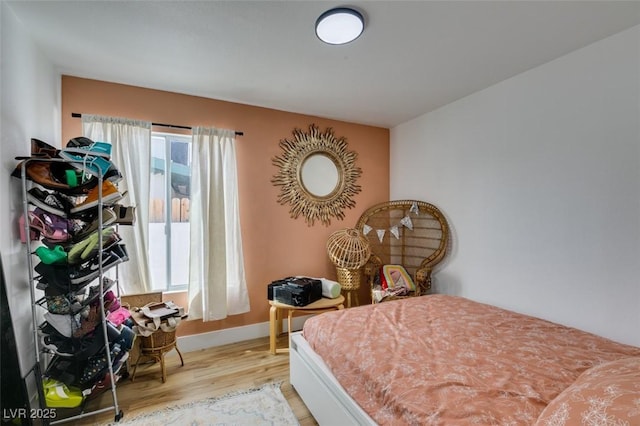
[269,295,345,354]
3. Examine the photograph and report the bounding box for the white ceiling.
[6,1,640,128]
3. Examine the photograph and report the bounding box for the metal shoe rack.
[17,155,125,424]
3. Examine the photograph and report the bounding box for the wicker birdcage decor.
[327,228,371,306]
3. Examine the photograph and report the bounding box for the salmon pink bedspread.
[302,295,640,425]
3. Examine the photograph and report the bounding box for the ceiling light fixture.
[315,7,364,45]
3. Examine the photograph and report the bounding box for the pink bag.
[107,306,131,326]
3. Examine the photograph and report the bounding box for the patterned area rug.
[111,382,299,425]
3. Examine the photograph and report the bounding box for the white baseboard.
[173,314,312,354]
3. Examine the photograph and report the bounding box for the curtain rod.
[71,113,244,136]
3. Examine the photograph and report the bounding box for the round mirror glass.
[300,153,339,198]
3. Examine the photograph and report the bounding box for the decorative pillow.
[534,357,640,426]
[380,265,415,291]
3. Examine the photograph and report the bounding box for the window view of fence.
[149,133,191,291]
[150,198,190,223]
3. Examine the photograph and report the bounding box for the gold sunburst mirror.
[272,124,362,226]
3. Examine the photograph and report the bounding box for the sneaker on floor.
[70,181,122,214]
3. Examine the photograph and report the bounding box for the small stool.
[131,329,184,383]
[269,295,345,354]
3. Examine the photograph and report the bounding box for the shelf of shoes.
[13,138,137,424]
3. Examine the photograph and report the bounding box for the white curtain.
[82,115,152,294]
[188,127,250,321]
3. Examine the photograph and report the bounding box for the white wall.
[390,25,640,347]
[1,1,61,381]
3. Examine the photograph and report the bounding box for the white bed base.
[289,331,376,426]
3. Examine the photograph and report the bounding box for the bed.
[290,295,640,425]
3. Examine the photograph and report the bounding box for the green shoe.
[43,378,84,408]
[35,245,67,265]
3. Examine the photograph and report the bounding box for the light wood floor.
[70,336,317,425]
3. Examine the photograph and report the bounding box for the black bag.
[271,277,322,307]
[267,278,290,301]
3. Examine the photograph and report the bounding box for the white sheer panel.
[82,115,152,294]
[188,127,250,321]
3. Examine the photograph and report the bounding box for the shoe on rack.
[44,356,83,386]
[66,136,94,149]
[115,324,136,351]
[41,333,75,357]
[112,204,136,225]
[112,351,129,374]
[62,150,114,180]
[104,166,123,184]
[73,304,101,338]
[35,245,67,265]
[49,161,100,194]
[34,208,74,233]
[74,329,108,361]
[74,277,116,310]
[12,160,98,195]
[70,181,123,214]
[42,378,84,408]
[85,371,119,401]
[66,138,121,183]
[39,321,65,338]
[68,247,124,285]
[67,227,119,265]
[44,311,81,338]
[30,138,60,158]
[108,244,129,263]
[20,211,69,243]
[27,187,74,218]
[104,290,121,313]
[18,214,40,242]
[79,343,123,386]
[44,293,77,315]
[70,208,117,242]
[35,262,73,290]
[61,139,111,159]
[63,135,121,183]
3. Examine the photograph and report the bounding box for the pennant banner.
[390,225,400,239]
[410,201,419,215]
[362,203,421,243]
[400,215,413,230]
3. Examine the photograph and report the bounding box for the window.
[149,132,191,291]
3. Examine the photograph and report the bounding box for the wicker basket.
[335,267,362,291]
[326,228,371,269]
[140,329,177,352]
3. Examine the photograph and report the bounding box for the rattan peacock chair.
[354,200,449,303]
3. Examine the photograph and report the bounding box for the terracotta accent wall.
[61,76,389,337]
